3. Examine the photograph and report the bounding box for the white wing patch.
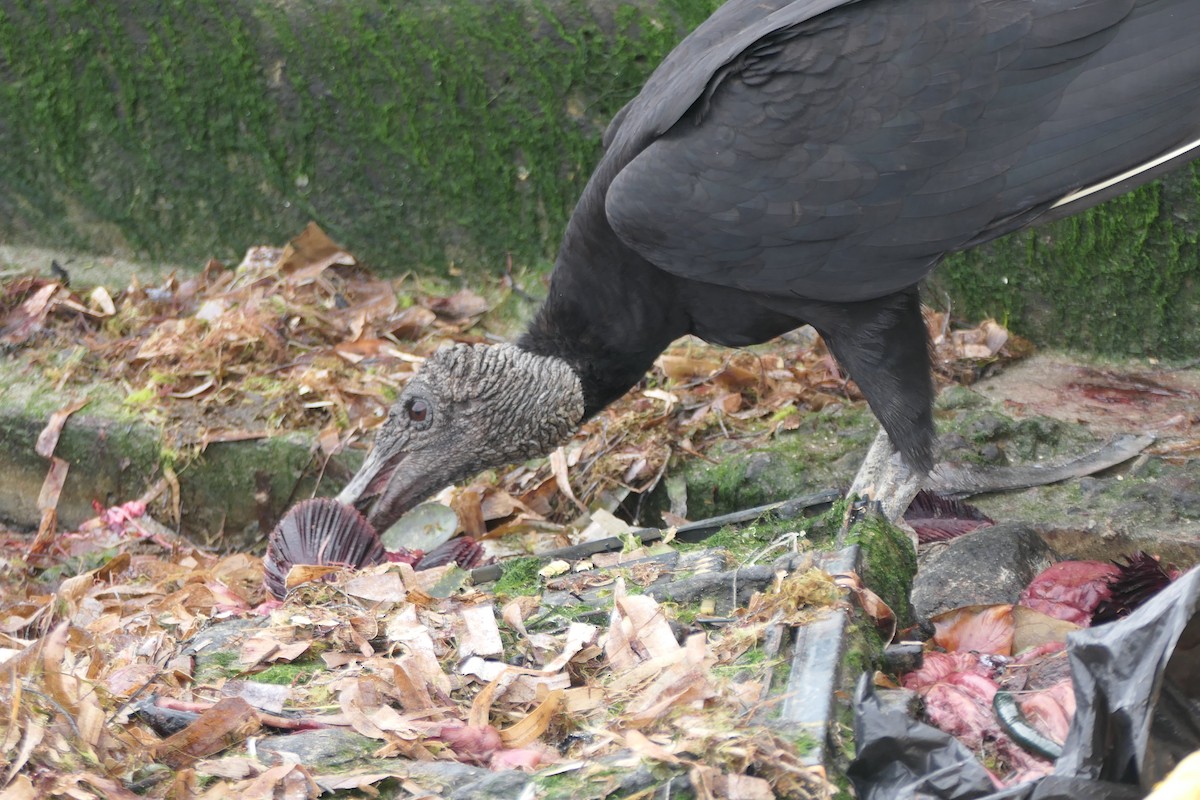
[1051,135,1200,209]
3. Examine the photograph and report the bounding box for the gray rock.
[743,451,779,481]
[448,769,534,800]
[912,523,1058,621]
[259,732,533,798]
[257,728,379,770]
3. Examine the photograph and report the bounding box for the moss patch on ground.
[253,662,323,686]
[676,403,875,522]
[0,353,359,547]
[492,555,544,600]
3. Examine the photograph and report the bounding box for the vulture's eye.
[407,398,429,424]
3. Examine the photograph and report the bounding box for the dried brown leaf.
[77,691,106,750]
[274,222,356,281]
[605,585,680,673]
[54,773,143,800]
[389,657,439,713]
[498,688,563,748]
[0,774,36,800]
[621,633,715,728]
[458,603,504,661]
[1,281,60,345]
[153,697,262,769]
[563,686,605,714]
[241,762,319,800]
[549,447,585,513]
[657,353,720,383]
[239,633,310,668]
[835,571,897,643]
[88,285,116,316]
[36,456,69,513]
[931,604,1015,656]
[193,756,262,780]
[425,289,488,320]
[624,729,682,764]
[35,398,90,459]
[342,571,406,603]
[452,486,487,538]
[2,720,44,787]
[312,770,411,793]
[39,621,75,713]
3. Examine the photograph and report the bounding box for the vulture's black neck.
[518,192,690,418]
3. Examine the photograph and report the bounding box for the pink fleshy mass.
[1019,561,1120,625]
[901,652,991,690]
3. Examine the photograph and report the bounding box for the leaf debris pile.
[0,224,1029,540]
[0,225,1034,796]
[1,502,838,798]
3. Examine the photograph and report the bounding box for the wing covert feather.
[604,0,1200,302]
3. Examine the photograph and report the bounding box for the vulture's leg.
[813,287,932,524]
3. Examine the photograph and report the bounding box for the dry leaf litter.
[0,225,1031,798]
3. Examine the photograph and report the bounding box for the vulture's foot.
[841,428,925,545]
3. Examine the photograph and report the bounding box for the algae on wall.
[931,168,1200,359]
[0,0,1199,357]
[0,0,719,268]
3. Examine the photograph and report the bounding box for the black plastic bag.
[848,565,1200,800]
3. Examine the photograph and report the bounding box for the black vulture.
[338,0,1200,533]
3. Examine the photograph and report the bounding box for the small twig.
[23,687,84,740]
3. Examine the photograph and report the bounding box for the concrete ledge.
[0,356,360,549]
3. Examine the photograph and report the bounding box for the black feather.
[263,498,386,599]
[519,0,1200,471]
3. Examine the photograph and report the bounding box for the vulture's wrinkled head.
[337,343,584,534]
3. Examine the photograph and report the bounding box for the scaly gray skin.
[337,343,584,533]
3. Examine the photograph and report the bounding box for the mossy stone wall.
[0,0,720,268]
[0,0,1198,356]
[933,169,1200,359]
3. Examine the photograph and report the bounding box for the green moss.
[193,650,241,683]
[934,384,991,411]
[680,404,873,521]
[492,555,543,599]
[164,429,367,549]
[3,1,1198,355]
[736,646,767,666]
[535,770,590,799]
[841,513,917,627]
[841,620,885,681]
[123,385,157,408]
[209,651,239,668]
[782,729,820,757]
[699,515,801,553]
[940,404,1096,465]
[38,546,123,586]
[253,662,321,685]
[932,167,1200,357]
[0,0,720,271]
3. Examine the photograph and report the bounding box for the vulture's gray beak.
[335,437,447,535]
